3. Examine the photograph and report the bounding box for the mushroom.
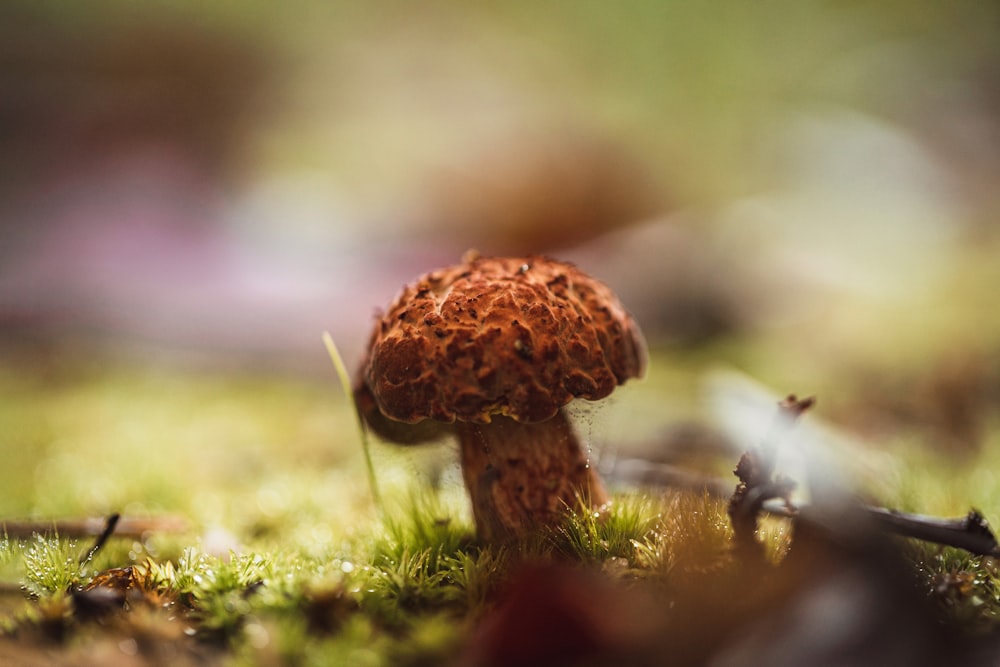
[354,253,646,541]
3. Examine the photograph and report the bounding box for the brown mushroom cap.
[358,254,645,429]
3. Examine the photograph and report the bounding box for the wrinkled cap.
[357,254,646,430]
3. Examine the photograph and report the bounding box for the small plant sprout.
[22,534,83,599]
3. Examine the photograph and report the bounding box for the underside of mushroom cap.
[360,254,646,428]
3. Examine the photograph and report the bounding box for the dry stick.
[80,513,119,565]
[609,459,1000,557]
[1,515,189,540]
[727,394,815,561]
[831,506,997,557]
[763,502,1000,557]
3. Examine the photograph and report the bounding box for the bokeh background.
[2,0,1000,521]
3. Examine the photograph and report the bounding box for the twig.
[1,515,189,539]
[862,507,998,557]
[609,458,1000,557]
[79,513,119,565]
[727,394,815,561]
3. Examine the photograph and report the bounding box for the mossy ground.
[2,340,1000,665]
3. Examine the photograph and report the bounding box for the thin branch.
[610,458,1000,557]
[862,507,998,557]
[726,394,815,561]
[1,515,189,540]
[79,513,120,565]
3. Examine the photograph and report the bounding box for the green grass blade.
[322,332,383,515]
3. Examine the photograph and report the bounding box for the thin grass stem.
[323,332,384,515]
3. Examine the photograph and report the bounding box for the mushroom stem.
[457,409,609,542]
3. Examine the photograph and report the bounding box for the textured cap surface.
[359,254,646,427]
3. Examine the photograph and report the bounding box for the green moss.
[21,535,84,599]
[2,345,1000,661]
[546,494,661,565]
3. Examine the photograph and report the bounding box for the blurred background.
[1,0,1000,517]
